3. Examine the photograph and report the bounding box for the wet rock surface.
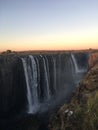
[0,54,27,120]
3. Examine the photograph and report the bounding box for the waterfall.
[0,52,89,121]
[40,55,51,99]
[21,53,88,114]
[52,56,57,92]
[71,54,86,73]
[21,58,33,113]
[35,56,40,95]
[29,55,39,106]
[22,56,40,113]
[70,56,75,76]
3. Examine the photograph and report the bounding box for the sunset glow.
[0,0,98,51]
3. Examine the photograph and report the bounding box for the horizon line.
[0,48,98,53]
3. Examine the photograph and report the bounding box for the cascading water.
[22,56,40,113]
[21,53,88,114]
[41,55,51,99]
[29,55,39,106]
[52,55,57,92]
[21,58,33,113]
[71,54,87,73]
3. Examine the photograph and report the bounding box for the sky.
[0,0,98,51]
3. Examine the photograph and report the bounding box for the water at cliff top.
[21,53,88,114]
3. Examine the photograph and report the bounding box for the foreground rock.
[49,61,98,130]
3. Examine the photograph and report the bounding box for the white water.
[52,56,57,92]
[22,56,40,114]
[45,55,50,84]
[29,55,39,106]
[71,54,86,73]
[41,55,51,99]
[21,58,33,113]
[70,57,75,76]
[21,53,88,114]
[35,57,40,88]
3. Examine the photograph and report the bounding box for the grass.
[49,91,98,130]
[74,92,98,130]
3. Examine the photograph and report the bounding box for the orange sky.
[0,0,98,52]
[0,28,98,52]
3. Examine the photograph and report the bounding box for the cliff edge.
[49,53,98,130]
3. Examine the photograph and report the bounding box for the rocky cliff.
[49,54,98,130]
[89,52,98,68]
[0,51,92,130]
[0,54,27,120]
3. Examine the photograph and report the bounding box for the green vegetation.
[75,92,98,130]
[49,92,98,130]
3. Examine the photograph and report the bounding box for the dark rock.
[49,59,98,130]
[0,55,27,120]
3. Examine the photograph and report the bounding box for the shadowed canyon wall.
[0,53,89,122]
[0,55,27,120]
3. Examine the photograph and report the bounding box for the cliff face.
[89,52,98,68]
[0,52,89,120]
[49,54,98,130]
[0,55,26,119]
[0,52,89,129]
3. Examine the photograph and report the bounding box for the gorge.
[0,52,89,129]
